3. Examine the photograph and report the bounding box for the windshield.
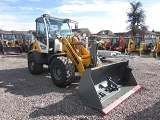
[47,18,71,38]
[134,37,142,45]
[3,34,14,40]
[25,35,33,40]
[15,35,22,40]
[111,38,118,44]
[145,38,156,46]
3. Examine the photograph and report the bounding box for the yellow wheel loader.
[28,14,141,114]
[22,33,34,52]
[150,40,160,57]
[1,33,23,55]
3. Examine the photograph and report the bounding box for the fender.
[28,50,66,65]
[48,53,66,65]
[28,50,48,64]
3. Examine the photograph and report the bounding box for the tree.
[126,1,146,36]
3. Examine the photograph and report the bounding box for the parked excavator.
[124,37,134,53]
[1,33,23,55]
[126,36,155,55]
[97,36,125,52]
[110,36,125,52]
[97,38,112,50]
[27,14,141,114]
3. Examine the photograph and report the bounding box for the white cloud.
[0,14,35,31]
[55,0,129,14]
[0,0,159,33]
[19,6,33,10]
[35,7,52,14]
[71,16,128,33]
[60,0,87,5]
[145,3,160,31]
[54,0,130,33]
[0,2,13,11]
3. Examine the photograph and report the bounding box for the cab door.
[36,17,49,53]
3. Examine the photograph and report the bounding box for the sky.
[0,0,160,33]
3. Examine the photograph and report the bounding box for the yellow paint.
[62,37,91,75]
[152,40,160,53]
[30,40,41,53]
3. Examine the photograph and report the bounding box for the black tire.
[50,56,75,87]
[150,52,156,58]
[28,53,43,74]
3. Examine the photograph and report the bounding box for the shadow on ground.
[125,101,160,120]
[0,67,80,97]
[29,93,103,118]
[0,67,103,117]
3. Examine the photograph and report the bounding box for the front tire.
[50,56,75,87]
[28,53,43,74]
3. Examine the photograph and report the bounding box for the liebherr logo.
[66,44,79,65]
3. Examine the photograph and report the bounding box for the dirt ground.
[0,53,159,120]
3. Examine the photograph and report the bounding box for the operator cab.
[35,14,78,53]
[2,33,15,46]
[133,36,143,48]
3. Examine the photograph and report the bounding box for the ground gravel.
[0,54,159,120]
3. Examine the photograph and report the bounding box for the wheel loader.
[150,40,160,57]
[27,14,141,114]
[22,33,34,52]
[1,33,23,55]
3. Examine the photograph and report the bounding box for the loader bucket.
[79,60,141,114]
[3,47,23,55]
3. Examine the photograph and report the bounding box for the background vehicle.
[127,36,155,55]
[110,36,125,52]
[27,14,141,114]
[144,37,156,52]
[150,40,160,57]
[96,36,125,52]
[1,33,23,54]
[22,33,34,52]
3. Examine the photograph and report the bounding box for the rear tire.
[28,53,43,74]
[50,56,75,87]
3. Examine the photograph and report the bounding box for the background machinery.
[22,33,34,52]
[126,36,156,55]
[27,14,141,114]
[150,40,160,57]
[0,32,23,55]
[96,36,125,52]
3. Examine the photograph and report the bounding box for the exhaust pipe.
[79,59,141,114]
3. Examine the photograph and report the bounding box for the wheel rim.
[53,65,62,80]
[29,59,34,70]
